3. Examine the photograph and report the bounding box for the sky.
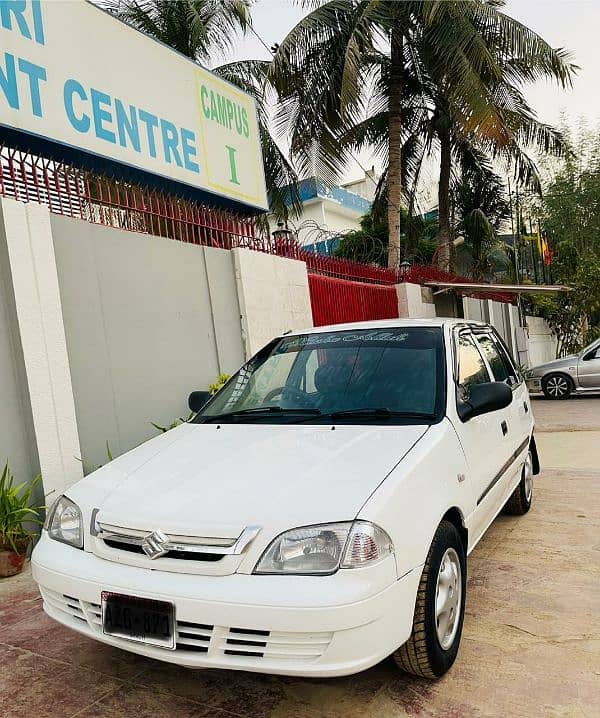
[223,0,600,194]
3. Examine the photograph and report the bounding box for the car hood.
[77,422,429,538]
[530,355,577,374]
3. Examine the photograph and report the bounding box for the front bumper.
[32,533,421,677]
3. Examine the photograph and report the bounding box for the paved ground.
[1,398,599,718]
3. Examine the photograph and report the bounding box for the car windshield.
[195,327,446,424]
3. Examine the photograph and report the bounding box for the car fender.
[357,418,470,579]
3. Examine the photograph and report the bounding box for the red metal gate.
[308,273,399,327]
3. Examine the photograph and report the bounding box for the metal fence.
[308,273,399,326]
[0,145,513,326]
[0,146,261,250]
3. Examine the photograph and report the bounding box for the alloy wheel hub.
[435,547,462,650]
[524,451,533,503]
[547,376,568,396]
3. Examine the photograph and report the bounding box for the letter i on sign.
[225,145,240,185]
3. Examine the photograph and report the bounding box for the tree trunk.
[387,25,403,270]
[436,127,452,272]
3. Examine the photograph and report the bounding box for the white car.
[33,318,539,679]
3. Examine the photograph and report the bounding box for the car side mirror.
[188,390,211,413]
[458,381,512,422]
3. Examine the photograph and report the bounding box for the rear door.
[577,341,600,388]
[475,328,532,451]
[451,328,512,545]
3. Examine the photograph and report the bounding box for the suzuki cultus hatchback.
[33,319,539,678]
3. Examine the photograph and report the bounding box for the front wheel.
[393,520,466,679]
[542,372,572,399]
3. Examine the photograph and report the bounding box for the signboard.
[0,0,268,211]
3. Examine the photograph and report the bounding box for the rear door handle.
[501,420,508,436]
[523,401,529,414]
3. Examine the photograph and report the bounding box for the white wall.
[51,215,245,470]
[0,199,82,497]
[233,248,313,357]
[526,316,557,366]
[463,297,489,322]
[396,282,436,319]
[0,212,38,485]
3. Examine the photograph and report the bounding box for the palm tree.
[271,0,576,269]
[453,158,511,280]
[420,1,576,269]
[101,0,301,221]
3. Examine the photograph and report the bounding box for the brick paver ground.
[1,399,599,718]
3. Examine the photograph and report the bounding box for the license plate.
[101,592,175,649]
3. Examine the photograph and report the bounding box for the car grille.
[40,588,332,663]
[41,588,214,652]
[90,522,261,576]
[221,627,333,661]
[96,522,238,561]
[102,538,224,562]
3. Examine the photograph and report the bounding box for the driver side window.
[584,345,600,361]
[457,334,490,402]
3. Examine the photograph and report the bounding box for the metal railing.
[0,145,261,250]
[0,145,514,305]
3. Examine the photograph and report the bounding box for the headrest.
[314,364,353,394]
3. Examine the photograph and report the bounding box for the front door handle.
[523,401,529,414]
[501,420,508,436]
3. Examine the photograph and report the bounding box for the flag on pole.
[542,236,552,266]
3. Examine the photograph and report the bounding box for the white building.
[269,173,377,251]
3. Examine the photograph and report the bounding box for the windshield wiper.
[199,406,322,423]
[325,408,436,421]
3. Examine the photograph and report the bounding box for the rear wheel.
[393,520,466,679]
[542,373,572,399]
[503,451,533,516]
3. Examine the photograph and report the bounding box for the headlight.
[45,495,83,548]
[253,521,393,575]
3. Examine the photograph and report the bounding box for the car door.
[577,341,600,388]
[475,329,532,455]
[450,328,513,546]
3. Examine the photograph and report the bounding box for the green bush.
[209,373,231,395]
[0,464,44,553]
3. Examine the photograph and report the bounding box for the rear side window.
[457,334,490,401]
[490,332,520,386]
[476,334,511,384]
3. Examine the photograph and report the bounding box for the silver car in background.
[526,338,600,398]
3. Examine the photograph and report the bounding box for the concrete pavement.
[1,398,599,717]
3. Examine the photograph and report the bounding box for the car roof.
[285,317,487,336]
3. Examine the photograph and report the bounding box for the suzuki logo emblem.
[142,529,170,559]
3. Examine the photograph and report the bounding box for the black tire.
[393,520,466,679]
[503,451,533,516]
[542,372,572,399]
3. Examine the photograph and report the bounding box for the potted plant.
[0,463,44,578]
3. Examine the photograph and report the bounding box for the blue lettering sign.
[138,109,159,158]
[160,119,182,167]
[63,78,90,133]
[181,128,199,173]
[17,57,45,116]
[115,99,141,152]
[0,0,44,45]
[0,52,18,110]
[90,88,116,144]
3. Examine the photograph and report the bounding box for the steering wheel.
[263,386,309,405]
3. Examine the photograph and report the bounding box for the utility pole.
[507,178,520,285]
